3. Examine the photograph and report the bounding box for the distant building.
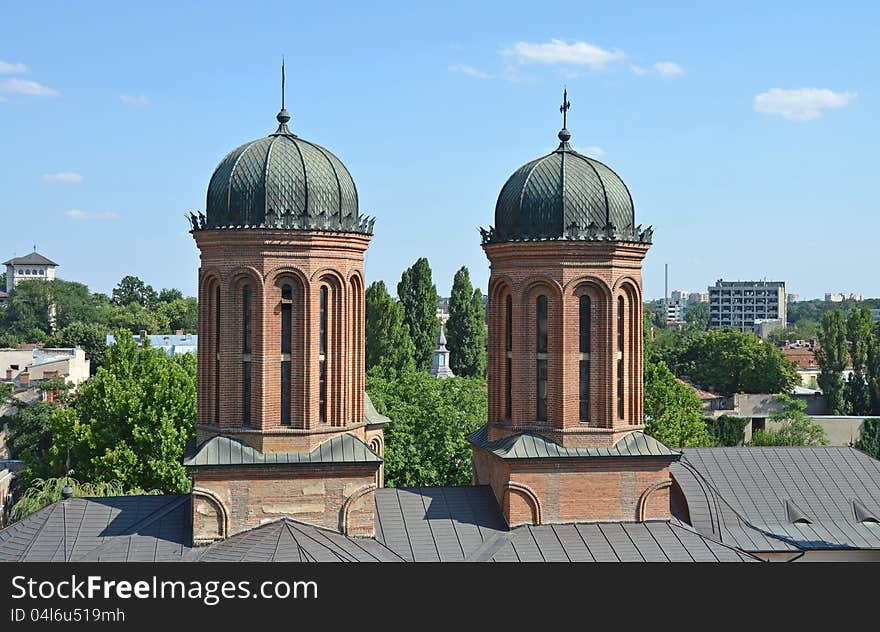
[429,324,454,379]
[106,331,198,356]
[753,318,785,339]
[708,279,786,332]
[670,289,689,303]
[0,346,90,390]
[687,291,709,304]
[436,297,450,324]
[3,250,59,294]
[786,293,799,304]
[665,298,685,325]
[826,292,863,302]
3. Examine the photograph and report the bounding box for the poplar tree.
[817,311,849,415]
[445,267,487,378]
[365,281,416,377]
[397,258,438,371]
[845,307,872,415]
[868,322,880,415]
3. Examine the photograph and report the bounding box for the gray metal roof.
[467,424,679,460]
[364,391,391,426]
[196,518,403,562]
[0,495,192,562]
[183,432,382,468]
[3,251,59,267]
[198,108,373,235]
[673,447,880,552]
[374,486,754,562]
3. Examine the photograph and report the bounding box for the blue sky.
[1,1,876,300]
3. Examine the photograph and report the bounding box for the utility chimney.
[19,372,29,386]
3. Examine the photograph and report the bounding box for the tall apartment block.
[708,279,786,332]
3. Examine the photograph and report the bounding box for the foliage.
[397,258,439,371]
[112,275,158,309]
[9,476,160,523]
[49,321,107,371]
[817,310,849,415]
[845,307,873,415]
[643,361,712,448]
[706,414,749,447]
[768,319,819,345]
[365,281,415,377]
[4,402,59,483]
[445,266,487,378]
[684,302,709,331]
[869,323,880,415]
[2,279,97,336]
[855,418,880,460]
[787,298,880,327]
[750,395,828,446]
[47,331,196,494]
[366,370,487,487]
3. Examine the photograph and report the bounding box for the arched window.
[280,283,293,426]
[579,295,591,422]
[319,285,328,424]
[505,295,512,419]
[536,295,548,422]
[241,284,252,426]
[214,285,221,425]
[617,295,625,420]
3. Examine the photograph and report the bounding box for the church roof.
[673,447,880,552]
[3,251,58,266]
[183,432,381,468]
[467,424,679,460]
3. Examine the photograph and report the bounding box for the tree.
[706,414,750,447]
[112,275,158,309]
[684,302,709,331]
[868,323,880,415]
[845,307,873,415]
[154,297,198,333]
[157,288,184,303]
[817,310,848,415]
[2,278,98,337]
[445,267,487,377]
[644,361,712,448]
[685,329,798,395]
[397,258,438,371]
[855,418,880,459]
[4,402,58,482]
[750,395,827,446]
[365,281,415,377]
[50,321,107,371]
[48,331,196,493]
[366,370,487,487]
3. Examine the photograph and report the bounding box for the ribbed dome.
[199,109,372,234]
[484,123,651,245]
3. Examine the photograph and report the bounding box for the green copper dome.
[482,96,651,245]
[194,108,374,234]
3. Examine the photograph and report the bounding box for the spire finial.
[274,57,292,134]
[557,87,572,147]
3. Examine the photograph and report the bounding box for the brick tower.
[184,73,387,542]
[470,91,678,526]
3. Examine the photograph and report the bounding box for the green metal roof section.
[364,392,391,426]
[189,106,375,235]
[467,424,679,460]
[183,432,382,468]
[481,92,652,246]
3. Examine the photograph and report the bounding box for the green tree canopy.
[367,370,487,487]
[157,287,184,303]
[855,418,880,460]
[112,275,158,309]
[817,310,849,415]
[48,331,196,493]
[365,281,415,377]
[684,302,709,331]
[750,395,828,446]
[445,266,487,378]
[397,258,438,371]
[49,321,108,371]
[644,361,712,448]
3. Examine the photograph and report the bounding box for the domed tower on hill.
[469,91,678,527]
[185,69,387,542]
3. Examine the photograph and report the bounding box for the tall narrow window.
[617,295,624,420]
[319,286,328,424]
[505,295,512,419]
[579,295,591,422]
[214,285,220,425]
[536,295,548,421]
[280,284,292,426]
[242,285,252,426]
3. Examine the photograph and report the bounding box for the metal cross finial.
[560,87,570,129]
[281,57,286,110]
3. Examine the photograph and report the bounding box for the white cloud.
[503,39,625,70]
[630,65,648,76]
[654,61,684,78]
[41,172,83,183]
[66,209,119,221]
[581,146,605,158]
[448,64,493,79]
[0,60,28,74]
[119,93,150,106]
[0,78,59,97]
[754,87,856,121]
